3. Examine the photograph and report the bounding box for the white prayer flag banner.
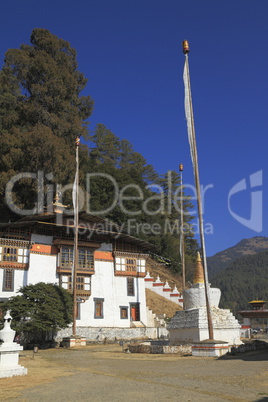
[183,57,195,168]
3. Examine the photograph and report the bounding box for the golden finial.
[193,252,205,284]
[75,136,80,147]
[182,40,190,54]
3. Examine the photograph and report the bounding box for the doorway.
[130,303,140,321]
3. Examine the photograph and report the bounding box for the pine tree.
[0,29,93,218]
[87,124,198,272]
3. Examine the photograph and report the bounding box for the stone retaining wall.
[57,327,169,343]
[128,343,191,354]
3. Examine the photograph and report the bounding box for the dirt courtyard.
[0,344,268,402]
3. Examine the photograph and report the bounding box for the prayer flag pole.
[182,40,214,339]
[72,136,80,336]
[179,163,186,308]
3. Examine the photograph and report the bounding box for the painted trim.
[0,263,28,270]
[31,244,58,255]
[94,251,113,261]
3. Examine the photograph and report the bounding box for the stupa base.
[61,336,86,348]
[192,339,229,357]
[0,365,27,378]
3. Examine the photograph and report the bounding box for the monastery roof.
[0,211,155,252]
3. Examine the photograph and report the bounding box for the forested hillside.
[207,237,268,278]
[210,250,268,314]
[0,28,198,273]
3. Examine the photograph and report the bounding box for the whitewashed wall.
[28,254,58,285]
[78,260,147,327]
[1,237,149,330]
[0,269,27,299]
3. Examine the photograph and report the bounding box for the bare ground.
[1,344,268,402]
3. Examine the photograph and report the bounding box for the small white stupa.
[168,253,241,347]
[0,310,27,378]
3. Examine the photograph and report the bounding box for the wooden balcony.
[67,289,91,299]
[57,265,95,275]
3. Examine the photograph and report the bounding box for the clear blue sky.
[1,0,267,256]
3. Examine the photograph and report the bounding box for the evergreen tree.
[211,250,268,315]
[0,30,198,274]
[0,28,93,218]
[87,124,198,272]
[0,282,73,346]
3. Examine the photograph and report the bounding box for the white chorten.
[0,311,27,378]
[168,253,241,346]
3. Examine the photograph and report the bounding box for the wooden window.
[3,269,14,291]
[3,227,31,239]
[76,276,84,290]
[60,275,91,291]
[94,298,104,319]
[136,258,146,273]
[120,306,128,319]
[3,247,18,262]
[60,247,73,269]
[114,255,146,273]
[61,275,72,290]
[0,246,29,264]
[60,247,94,270]
[78,248,94,270]
[125,258,137,272]
[127,277,135,296]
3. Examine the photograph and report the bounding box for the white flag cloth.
[72,170,78,214]
[183,57,195,168]
[72,146,79,211]
[72,148,79,287]
[179,231,183,259]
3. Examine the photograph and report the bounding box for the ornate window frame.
[0,238,31,270]
[127,277,135,296]
[60,274,91,292]
[57,244,95,273]
[94,298,104,319]
[2,268,14,292]
[120,306,128,319]
[114,252,147,277]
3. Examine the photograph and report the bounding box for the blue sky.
[1,0,267,256]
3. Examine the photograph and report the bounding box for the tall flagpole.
[179,163,186,309]
[72,136,80,336]
[182,40,214,339]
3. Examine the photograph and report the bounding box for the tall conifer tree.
[0,29,93,217]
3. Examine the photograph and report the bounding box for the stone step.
[131,321,145,328]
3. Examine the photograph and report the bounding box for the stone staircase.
[144,272,183,307]
[146,307,166,327]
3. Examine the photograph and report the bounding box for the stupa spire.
[193,252,205,284]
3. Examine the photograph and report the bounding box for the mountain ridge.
[207,236,268,278]
[210,249,268,313]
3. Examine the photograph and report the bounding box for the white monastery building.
[0,210,154,332]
